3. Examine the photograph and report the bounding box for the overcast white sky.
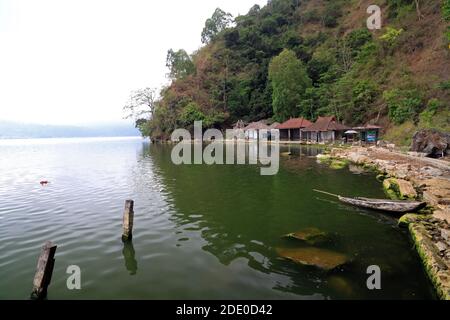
[0,0,267,125]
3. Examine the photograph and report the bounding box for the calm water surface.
[0,137,434,299]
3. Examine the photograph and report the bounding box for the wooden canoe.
[313,189,426,214]
[338,196,426,213]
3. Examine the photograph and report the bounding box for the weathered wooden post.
[122,200,134,241]
[30,241,57,300]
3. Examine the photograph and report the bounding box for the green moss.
[383,178,401,200]
[398,214,429,228]
[417,206,434,215]
[409,223,450,300]
[362,163,378,172]
[317,154,332,164]
[329,160,349,170]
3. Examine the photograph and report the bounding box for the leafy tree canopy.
[268,49,312,122]
[166,49,195,80]
[201,8,234,44]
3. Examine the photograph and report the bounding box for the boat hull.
[338,196,426,213]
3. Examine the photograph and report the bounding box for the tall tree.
[201,8,233,44]
[268,49,312,122]
[166,49,195,80]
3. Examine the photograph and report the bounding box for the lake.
[0,137,435,299]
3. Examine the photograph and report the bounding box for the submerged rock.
[277,247,349,271]
[327,275,355,297]
[284,227,328,244]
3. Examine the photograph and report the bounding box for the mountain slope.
[143,0,450,145]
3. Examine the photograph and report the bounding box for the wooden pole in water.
[31,241,57,300]
[122,200,134,241]
[313,189,340,198]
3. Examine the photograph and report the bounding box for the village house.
[303,116,349,143]
[244,120,280,141]
[245,121,266,140]
[276,118,313,141]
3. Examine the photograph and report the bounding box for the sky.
[0,0,267,125]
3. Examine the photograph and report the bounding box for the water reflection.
[143,144,342,296]
[140,143,433,299]
[122,240,138,276]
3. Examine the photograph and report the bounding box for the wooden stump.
[31,241,57,300]
[122,200,134,241]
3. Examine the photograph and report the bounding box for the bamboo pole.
[313,189,340,198]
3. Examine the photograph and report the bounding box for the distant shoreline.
[0,136,145,143]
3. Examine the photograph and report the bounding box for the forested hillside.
[132,0,450,145]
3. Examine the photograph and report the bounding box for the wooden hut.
[303,116,350,143]
[276,118,313,141]
[353,124,382,144]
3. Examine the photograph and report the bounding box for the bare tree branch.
[123,88,156,120]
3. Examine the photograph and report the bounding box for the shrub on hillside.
[443,0,450,21]
[419,99,441,127]
[383,88,423,124]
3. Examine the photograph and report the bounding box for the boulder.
[411,129,450,158]
[277,247,349,271]
[396,179,418,199]
[383,178,417,200]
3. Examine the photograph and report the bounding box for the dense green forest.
[128,0,450,145]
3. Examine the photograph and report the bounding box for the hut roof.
[244,121,270,130]
[276,118,313,130]
[268,122,280,129]
[303,116,350,132]
[353,124,382,130]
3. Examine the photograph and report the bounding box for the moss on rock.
[317,154,332,164]
[383,178,401,200]
[409,222,450,300]
[284,227,328,244]
[329,160,349,170]
[398,214,430,228]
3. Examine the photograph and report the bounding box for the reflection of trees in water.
[140,143,357,297]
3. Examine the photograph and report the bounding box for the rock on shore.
[411,129,450,158]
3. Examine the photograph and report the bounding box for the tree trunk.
[415,0,424,20]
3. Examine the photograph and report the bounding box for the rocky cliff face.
[411,129,450,158]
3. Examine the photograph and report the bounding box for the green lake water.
[0,138,435,299]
